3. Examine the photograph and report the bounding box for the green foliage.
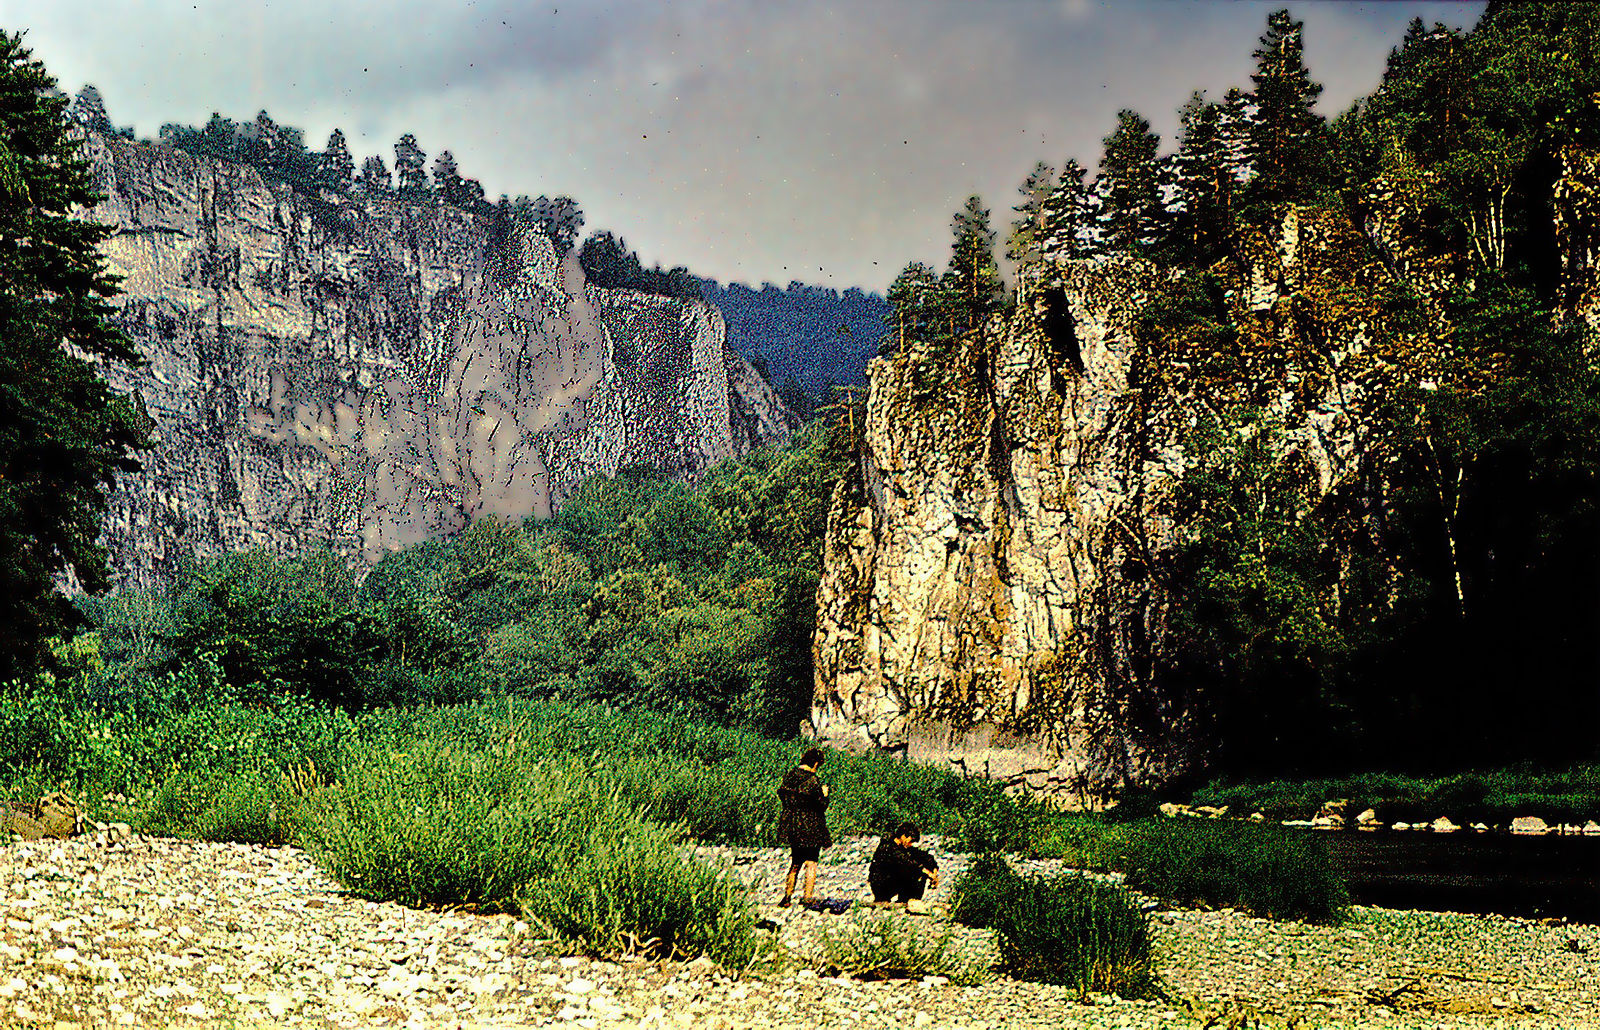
[1097,109,1165,254]
[515,810,759,965]
[1166,409,1345,774]
[159,548,469,710]
[817,913,992,985]
[0,32,152,683]
[1191,764,1600,826]
[1116,820,1348,924]
[950,859,1160,998]
[944,195,1005,332]
[1245,9,1330,206]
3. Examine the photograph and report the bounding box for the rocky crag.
[810,164,1600,801]
[79,129,795,586]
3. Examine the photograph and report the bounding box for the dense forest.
[698,278,888,417]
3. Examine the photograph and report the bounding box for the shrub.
[515,814,759,965]
[295,736,555,910]
[817,913,991,985]
[298,738,762,965]
[951,860,1159,998]
[1117,819,1348,924]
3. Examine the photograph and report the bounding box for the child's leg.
[782,858,800,903]
[802,860,818,900]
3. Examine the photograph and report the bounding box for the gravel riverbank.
[3,832,1595,1029]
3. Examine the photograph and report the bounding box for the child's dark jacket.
[777,766,831,849]
[868,835,937,894]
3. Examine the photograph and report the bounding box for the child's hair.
[895,821,920,842]
[800,747,826,768]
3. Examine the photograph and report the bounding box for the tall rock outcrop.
[810,197,1470,802]
[79,130,795,586]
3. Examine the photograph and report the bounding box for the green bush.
[951,859,1159,998]
[140,767,299,845]
[297,737,762,965]
[1117,819,1347,923]
[515,812,759,965]
[295,736,554,910]
[817,912,991,985]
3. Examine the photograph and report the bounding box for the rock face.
[809,197,1469,801]
[80,130,796,586]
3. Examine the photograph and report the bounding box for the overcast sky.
[3,0,1482,292]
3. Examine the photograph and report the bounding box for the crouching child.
[868,822,939,907]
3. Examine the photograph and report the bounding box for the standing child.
[776,747,831,907]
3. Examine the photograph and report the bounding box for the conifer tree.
[432,150,467,206]
[1247,8,1327,203]
[0,31,151,681]
[1219,86,1256,184]
[883,261,943,352]
[393,133,429,201]
[318,128,353,188]
[1006,161,1057,265]
[67,84,111,132]
[357,154,391,194]
[1039,158,1097,261]
[943,195,1004,333]
[1097,109,1164,254]
[1172,91,1233,262]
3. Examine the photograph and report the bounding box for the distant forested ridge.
[697,279,888,417]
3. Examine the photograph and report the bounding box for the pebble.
[1,832,1593,1028]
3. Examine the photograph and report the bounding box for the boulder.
[1510,815,1550,835]
[1430,816,1459,833]
[1310,814,1344,829]
[1193,805,1228,819]
[1391,822,1412,832]
[1354,808,1380,827]
[1158,802,1186,818]
[3,792,80,841]
[1248,812,1265,822]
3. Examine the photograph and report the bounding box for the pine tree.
[1247,8,1328,203]
[357,154,391,194]
[67,84,111,132]
[1171,91,1233,262]
[1097,109,1164,254]
[318,128,354,188]
[0,31,151,681]
[393,133,429,201]
[1040,158,1097,261]
[883,261,943,352]
[1006,161,1057,265]
[432,150,466,206]
[944,195,1004,333]
[530,195,585,256]
[1219,87,1256,184]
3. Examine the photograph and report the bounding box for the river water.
[1322,829,1600,922]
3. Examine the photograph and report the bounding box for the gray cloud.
[6,0,1482,291]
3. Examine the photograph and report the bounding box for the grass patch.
[817,912,992,984]
[950,857,1160,998]
[1116,819,1348,924]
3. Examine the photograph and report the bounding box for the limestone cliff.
[79,130,796,586]
[809,195,1471,801]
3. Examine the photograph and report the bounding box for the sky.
[2,0,1483,293]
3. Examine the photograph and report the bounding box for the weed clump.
[950,857,1160,998]
[817,912,992,985]
[1116,819,1348,923]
